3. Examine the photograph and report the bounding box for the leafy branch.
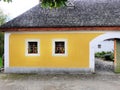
[0,0,68,8]
[41,0,68,8]
[0,0,12,3]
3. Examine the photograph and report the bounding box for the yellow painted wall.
[9,32,102,68]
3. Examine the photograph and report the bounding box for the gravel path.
[95,58,114,74]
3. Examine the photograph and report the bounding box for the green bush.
[95,51,114,61]
[0,57,3,68]
[95,51,106,58]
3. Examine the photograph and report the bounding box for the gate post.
[114,39,120,73]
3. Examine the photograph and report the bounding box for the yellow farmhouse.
[1,0,120,73]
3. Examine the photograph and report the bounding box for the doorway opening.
[94,39,114,73]
[90,32,120,73]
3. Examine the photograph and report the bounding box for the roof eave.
[1,26,120,32]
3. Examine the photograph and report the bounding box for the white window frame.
[52,39,68,56]
[25,39,40,56]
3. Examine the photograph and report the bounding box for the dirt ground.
[0,59,120,90]
[0,73,120,90]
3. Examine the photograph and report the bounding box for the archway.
[90,32,120,73]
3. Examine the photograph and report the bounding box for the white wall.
[94,40,114,52]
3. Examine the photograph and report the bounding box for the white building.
[95,40,114,52]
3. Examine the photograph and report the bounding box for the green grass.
[0,57,3,68]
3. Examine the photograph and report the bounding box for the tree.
[0,10,6,26]
[0,0,12,3]
[0,0,68,8]
[41,0,68,8]
[0,9,6,57]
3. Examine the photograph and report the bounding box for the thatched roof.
[1,0,120,29]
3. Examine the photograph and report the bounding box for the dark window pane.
[55,42,65,54]
[28,42,38,54]
[98,44,101,49]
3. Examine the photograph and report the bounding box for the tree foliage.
[0,9,6,26]
[0,0,68,8]
[0,9,6,57]
[41,0,68,8]
[0,0,12,3]
[0,32,4,57]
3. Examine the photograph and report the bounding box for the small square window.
[28,42,38,54]
[26,39,40,56]
[55,42,65,54]
[98,44,101,49]
[52,39,67,56]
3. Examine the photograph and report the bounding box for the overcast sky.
[0,0,39,20]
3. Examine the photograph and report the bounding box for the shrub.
[95,51,114,61]
[0,57,3,68]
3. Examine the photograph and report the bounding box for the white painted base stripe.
[5,67,93,74]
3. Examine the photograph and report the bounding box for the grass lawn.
[0,57,3,68]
